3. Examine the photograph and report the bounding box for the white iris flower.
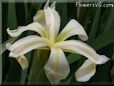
[6,0,109,84]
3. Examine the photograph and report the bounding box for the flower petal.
[44,4,60,43]
[16,55,28,70]
[33,10,46,26]
[56,19,88,41]
[44,48,70,84]
[7,22,45,37]
[6,35,49,57]
[54,40,109,64]
[50,1,56,9]
[44,0,50,9]
[33,0,60,43]
[33,0,51,25]
[75,59,96,82]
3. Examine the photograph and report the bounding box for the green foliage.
[1,1,113,85]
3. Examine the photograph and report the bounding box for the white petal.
[54,40,109,64]
[7,22,45,37]
[6,35,49,57]
[56,19,88,41]
[16,55,28,70]
[33,10,49,38]
[33,10,46,27]
[75,59,96,82]
[97,54,110,64]
[9,52,18,57]
[44,0,50,9]
[33,0,60,42]
[44,6,60,43]
[50,1,56,9]
[44,48,70,84]
[44,0,56,10]
[33,1,56,26]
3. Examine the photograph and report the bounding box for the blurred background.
[1,0,114,85]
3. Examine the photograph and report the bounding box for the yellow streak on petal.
[37,10,45,21]
[53,48,59,72]
[45,7,56,44]
[56,28,75,41]
[43,28,49,38]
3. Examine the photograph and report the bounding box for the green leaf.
[98,8,113,35]
[3,2,19,84]
[7,3,17,28]
[91,29,113,50]
[64,75,73,85]
[28,50,41,83]
[103,8,113,34]
[0,37,17,55]
[79,7,95,28]
[28,50,49,84]
[57,3,68,30]
[24,3,29,23]
[1,2,18,55]
[88,8,101,43]
[3,59,21,84]
[92,63,111,82]
[67,54,81,64]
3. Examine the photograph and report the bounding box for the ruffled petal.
[53,40,109,64]
[44,48,70,84]
[7,22,45,37]
[6,35,49,57]
[75,59,96,82]
[56,19,88,41]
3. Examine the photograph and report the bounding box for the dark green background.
[1,1,114,85]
